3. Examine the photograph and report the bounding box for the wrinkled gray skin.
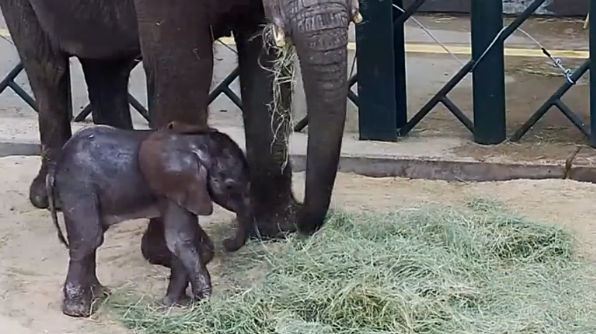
[0,0,358,242]
[46,125,253,317]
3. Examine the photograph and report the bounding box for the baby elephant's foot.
[62,283,94,317]
[191,282,212,302]
[161,292,192,308]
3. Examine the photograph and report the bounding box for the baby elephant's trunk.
[46,164,69,248]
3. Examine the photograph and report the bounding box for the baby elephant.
[46,123,254,317]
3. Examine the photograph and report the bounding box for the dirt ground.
[0,155,595,334]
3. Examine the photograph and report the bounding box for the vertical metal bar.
[65,64,73,121]
[393,0,408,132]
[471,0,506,145]
[590,0,596,145]
[355,0,397,141]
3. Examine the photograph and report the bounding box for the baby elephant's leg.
[141,218,215,306]
[165,224,215,306]
[165,225,214,306]
[141,218,188,305]
[223,211,253,252]
[61,196,105,317]
[160,201,212,301]
[162,257,190,306]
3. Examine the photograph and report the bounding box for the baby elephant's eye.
[224,179,236,191]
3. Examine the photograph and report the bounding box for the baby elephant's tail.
[46,164,69,248]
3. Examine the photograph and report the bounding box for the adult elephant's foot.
[250,198,302,240]
[90,279,110,299]
[30,161,63,210]
[29,169,49,209]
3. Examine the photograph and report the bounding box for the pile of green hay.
[109,199,596,334]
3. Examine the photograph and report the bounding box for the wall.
[403,0,588,17]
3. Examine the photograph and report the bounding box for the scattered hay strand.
[108,201,596,334]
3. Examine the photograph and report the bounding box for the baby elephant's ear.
[139,136,213,216]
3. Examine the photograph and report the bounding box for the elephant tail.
[46,164,69,248]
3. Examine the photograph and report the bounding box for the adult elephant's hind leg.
[80,58,137,129]
[233,27,300,239]
[0,0,72,209]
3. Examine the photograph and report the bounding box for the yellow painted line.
[403,43,589,59]
[1,27,588,59]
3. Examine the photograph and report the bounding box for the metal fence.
[323,0,596,145]
[1,0,595,145]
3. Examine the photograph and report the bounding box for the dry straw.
[107,198,596,334]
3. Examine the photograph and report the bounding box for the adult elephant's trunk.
[284,1,353,233]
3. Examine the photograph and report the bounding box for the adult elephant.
[0,0,360,238]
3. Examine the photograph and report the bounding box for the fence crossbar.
[294,72,359,132]
[510,59,591,141]
[0,62,37,111]
[398,0,548,136]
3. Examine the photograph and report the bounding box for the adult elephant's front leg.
[133,0,214,260]
[234,28,300,238]
[133,0,214,128]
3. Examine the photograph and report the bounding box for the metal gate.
[1,0,595,145]
[0,55,242,124]
[295,0,596,145]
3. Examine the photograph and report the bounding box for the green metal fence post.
[355,0,398,141]
[471,0,506,144]
[393,0,408,132]
[590,0,596,146]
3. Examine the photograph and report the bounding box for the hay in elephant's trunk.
[258,24,297,172]
[106,199,596,334]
